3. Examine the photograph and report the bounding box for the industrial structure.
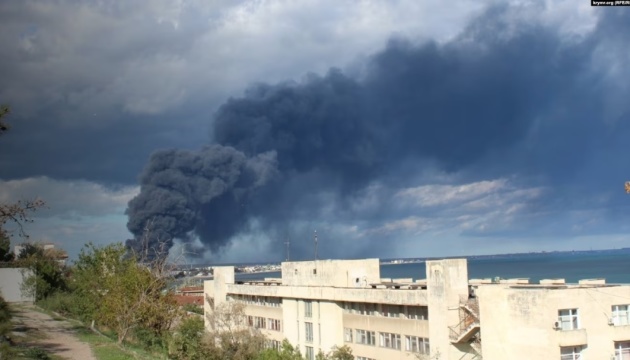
[204,258,630,360]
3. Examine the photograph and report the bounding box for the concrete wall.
[426,258,470,360]
[0,268,34,303]
[477,284,630,360]
[281,259,380,288]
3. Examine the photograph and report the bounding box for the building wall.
[204,258,630,360]
[477,284,630,360]
[281,259,380,288]
[426,259,471,360]
[0,268,34,303]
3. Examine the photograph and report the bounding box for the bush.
[36,291,96,323]
[133,326,167,352]
[0,296,14,359]
[168,315,205,360]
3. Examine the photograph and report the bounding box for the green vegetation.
[0,296,13,359]
[74,326,164,360]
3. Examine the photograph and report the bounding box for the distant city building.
[204,258,630,360]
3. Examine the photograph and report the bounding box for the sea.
[234,248,630,284]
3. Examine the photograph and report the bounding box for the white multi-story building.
[204,258,630,360]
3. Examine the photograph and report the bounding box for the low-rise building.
[204,258,630,360]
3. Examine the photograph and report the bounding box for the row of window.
[344,328,429,354]
[231,294,282,307]
[246,316,282,331]
[557,305,630,331]
[266,340,282,351]
[559,341,630,360]
[342,302,428,320]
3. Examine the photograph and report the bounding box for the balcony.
[556,328,587,347]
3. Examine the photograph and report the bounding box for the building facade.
[204,258,630,360]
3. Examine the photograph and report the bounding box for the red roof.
[174,295,203,306]
[178,286,203,293]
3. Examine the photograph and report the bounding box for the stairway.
[449,297,482,356]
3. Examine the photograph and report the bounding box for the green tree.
[0,233,13,262]
[204,301,267,360]
[0,295,14,358]
[168,315,205,360]
[73,242,177,345]
[312,345,353,360]
[257,340,302,360]
[17,243,68,301]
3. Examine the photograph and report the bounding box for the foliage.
[167,315,205,360]
[0,296,13,359]
[318,345,353,360]
[73,242,178,345]
[74,325,163,360]
[182,303,203,315]
[205,302,268,360]
[0,232,12,262]
[36,291,80,317]
[17,243,68,301]
[257,340,303,360]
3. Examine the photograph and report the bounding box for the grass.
[73,326,167,360]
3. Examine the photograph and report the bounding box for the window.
[613,305,630,326]
[305,322,313,343]
[344,328,353,343]
[381,304,402,318]
[355,329,376,346]
[615,341,630,360]
[267,319,281,331]
[558,309,579,330]
[267,340,281,350]
[356,357,375,360]
[405,336,430,354]
[407,306,429,320]
[305,346,314,360]
[357,303,376,316]
[254,316,266,329]
[379,332,401,350]
[305,300,313,318]
[560,346,583,360]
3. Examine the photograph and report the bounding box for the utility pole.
[314,230,318,260]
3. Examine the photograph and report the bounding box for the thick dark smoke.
[126,7,630,258]
[125,145,277,255]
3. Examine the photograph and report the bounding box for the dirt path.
[11,304,96,360]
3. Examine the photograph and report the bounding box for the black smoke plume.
[125,145,277,255]
[126,7,630,258]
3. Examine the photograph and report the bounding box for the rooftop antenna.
[284,237,290,262]
[314,230,318,260]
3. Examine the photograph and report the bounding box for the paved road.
[11,304,96,360]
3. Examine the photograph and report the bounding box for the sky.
[0,0,629,264]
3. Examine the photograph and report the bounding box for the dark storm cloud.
[126,6,630,258]
[0,110,207,184]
